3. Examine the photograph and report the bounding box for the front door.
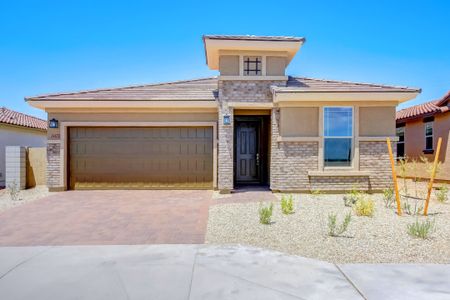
[235,121,260,183]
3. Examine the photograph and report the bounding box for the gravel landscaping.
[206,182,450,264]
[0,186,51,212]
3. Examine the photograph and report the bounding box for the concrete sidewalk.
[0,245,448,300]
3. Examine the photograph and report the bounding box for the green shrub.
[407,219,436,239]
[354,198,375,217]
[343,187,362,207]
[259,203,273,225]
[402,197,423,216]
[383,188,395,208]
[435,185,448,203]
[280,194,295,214]
[327,212,352,237]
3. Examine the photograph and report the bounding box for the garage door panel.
[69,127,213,190]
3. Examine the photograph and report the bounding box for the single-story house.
[0,107,47,187]
[26,35,420,192]
[396,91,450,180]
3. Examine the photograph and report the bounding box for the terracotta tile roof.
[279,76,421,93]
[203,35,305,42]
[396,91,450,121]
[27,76,420,102]
[26,77,219,101]
[0,107,47,130]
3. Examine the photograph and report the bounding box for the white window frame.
[323,106,354,169]
[425,121,433,150]
[396,126,405,158]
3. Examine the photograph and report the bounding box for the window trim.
[424,121,433,151]
[322,106,354,169]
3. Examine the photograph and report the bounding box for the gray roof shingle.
[27,76,420,102]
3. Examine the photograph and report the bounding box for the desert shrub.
[259,203,273,225]
[7,181,20,201]
[435,185,448,203]
[343,187,362,207]
[327,212,352,237]
[383,188,395,208]
[354,197,375,217]
[280,194,295,215]
[407,219,436,239]
[402,196,423,216]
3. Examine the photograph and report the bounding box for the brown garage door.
[68,127,213,190]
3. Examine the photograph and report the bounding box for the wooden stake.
[424,137,442,216]
[387,138,402,216]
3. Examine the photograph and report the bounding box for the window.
[425,122,433,150]
[323,107,353,167]
[243,56,262,76]
[396,126,405,159]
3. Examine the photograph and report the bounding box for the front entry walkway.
[0,245,447,300]
[0,190,212,246]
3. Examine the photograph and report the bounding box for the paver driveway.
[0,190,212,246]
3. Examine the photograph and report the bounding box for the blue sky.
[1,0,449,120]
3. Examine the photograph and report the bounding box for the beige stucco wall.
[219,55,239,76]
[266,56,286,76]
[279,107,319,137]
[0,124,46,187]
[359,106,396,136]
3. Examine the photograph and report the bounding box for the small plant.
[407,218,436,239]
[7,181,20,201]
[327,212,352,237]
[383,188,395,208]
[343,187,361,207]
[354,197,375,217]
[435,185,448,203]
[402,197,423,216]
[259,203,273,225]
[311,189,323,199]
[280,194,295,215]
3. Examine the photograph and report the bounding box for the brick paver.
[0,190,212,246]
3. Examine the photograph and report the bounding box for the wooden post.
[424,137,442,216]
[387,138,402,216]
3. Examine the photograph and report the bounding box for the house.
[396,91,450,180]
[26,35,420,192]
[0,107,47,187]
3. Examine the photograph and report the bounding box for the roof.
[396,91,450,122]
[0,107,47,130]
[27,76,420,102]
[27,78,219,101]
[203,35,305,42]
[278,76,421,93]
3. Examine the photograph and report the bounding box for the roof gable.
[396,91,450,121]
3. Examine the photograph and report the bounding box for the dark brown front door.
[236,122,260,183]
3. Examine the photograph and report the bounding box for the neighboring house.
[0,107,47,187]
[26,35,420,192]
[396,91,450,180]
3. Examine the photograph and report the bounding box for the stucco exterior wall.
[280,107,319,137]
[0,124,46,187]
[360,106,396,136]
[401,113,450,180]
[219,55,239,76]
[266,56,286,76]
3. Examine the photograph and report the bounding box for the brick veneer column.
[5,146,26,190]
[217,104,234,192]
[47,142,62,190]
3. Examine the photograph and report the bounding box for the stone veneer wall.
[217,80,287,192]
[360,141,394,191]
[309,176,370,191]
[47,142,61,190]
[270,109,319,191]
